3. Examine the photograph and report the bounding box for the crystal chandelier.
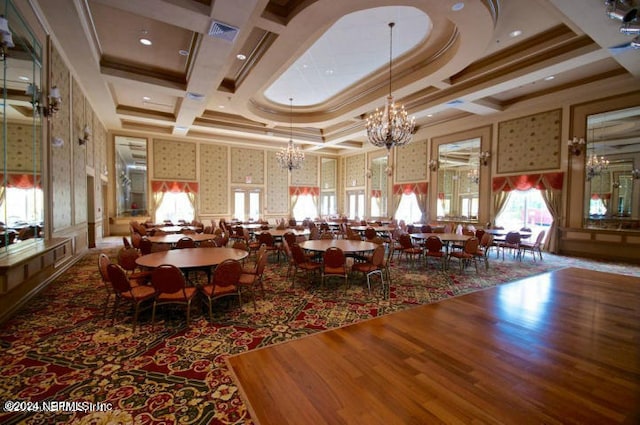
[366,22,415,151]
[276,98,305,171]
[586,153,609,181]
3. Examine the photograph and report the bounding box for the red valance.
[1,173,42,189]
[492,172,563,192]
[151,180,198,193]
[371,189,382,198]
[289,186,319,196]
[393,182,428,195]
[591,193,611,200]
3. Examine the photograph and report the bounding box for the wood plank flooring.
[227,267,640,425]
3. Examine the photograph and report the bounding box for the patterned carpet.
[1,242,639,424]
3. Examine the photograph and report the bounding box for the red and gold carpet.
[1,246,638,424]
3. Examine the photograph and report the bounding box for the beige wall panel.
[153,139,197,180]
[345,154,365,188]
[396,139,427,182]
[230,147,264,184]
[291,154,318,186]
[1,124,40,172]
[266,151,288,214]
[199,144,228,215]
[321,158,336,189]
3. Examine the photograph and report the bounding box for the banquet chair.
[200,259,243,321]
[364,227,377,241]
[98,253,115,317]
[322,247,348,290]
[519,230,545,262]
[139,237,153,255]
[199,240,217,248]
[448,237,480,272]
[116,247,152,284]
[258,232,281,262]
[150,264,197,328]
[424,236,446,270]
[106,263,155,331]
[290,243,322,288]
[122,236,132,249]
[474,233,494,270]
[497,231,522,260]
[398,233,422,268]
[351,244,385,295]
[238,249,268,310]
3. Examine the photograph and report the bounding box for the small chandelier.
[366,22,415,152]
[276,98,305,172]
[586,153,609,181]
[467,168,479,184]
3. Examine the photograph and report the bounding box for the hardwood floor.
[227,267,640,425]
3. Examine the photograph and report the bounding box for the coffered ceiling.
[34,0,640,156]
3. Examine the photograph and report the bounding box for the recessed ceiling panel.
[264,6,431,106]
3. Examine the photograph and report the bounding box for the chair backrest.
[505,231,521,244]
[323,247,345,267]
[290,243,310,265]
[151,264,187,295]
[464,237,480,254]
[421,225,432,233]
[283,232,296,246]
[106,263,132,293]
[480,233,493,248]
[232,241,249,252]
[534,230,546,246]
[211,259,242,287]
[258,232,275,246]
[520,227,532,232]
[475,229,486,240]
[364,227,377,240]
[371,244,386,267]
[176,237,195,249]
[98,253,111,283]
[425,236,443,252]
[399,233,414,249]
[348,233,362,241]
[309,226,320,240]
[320,232,334,240]
[139,238,153,255]
[199,240,216,248]
[462,228,475,236]
[255,250,268,275]
[130,231,142,249]
[117,247,141,272]
[122,236,132,249]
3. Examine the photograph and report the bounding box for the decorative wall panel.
[72,80,87,224]
[345,154,365,187]
[50,46,72,230]
[291,154,318,186]
[266,151,289,214]
[395,139,427,182]
[321,158,336,189]
[1,124,40,171]
[497,109,561,173]
[230,148,264,184]
[199,144,228,214]
[153,139,197,180]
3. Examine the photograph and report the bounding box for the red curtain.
[492,172,563,192]
[370,189,382,198]
[1,173,42,189]
[289,186,319,196]
[151,180,198,193]
[392,182,428,195]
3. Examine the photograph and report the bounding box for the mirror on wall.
[1,1,44,251]
[436,138,480,221]
[320,158,337,217]
[115,136,148,218]
[583,106,640,230]
[369,155,388,218]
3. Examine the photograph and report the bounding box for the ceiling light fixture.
[276,98,305,172]
[509,30,522,38]
[139,30,152,46]
[605,1,640,51]
[366,22,415,152]
[26,84,61,117]
[236,53,247,60]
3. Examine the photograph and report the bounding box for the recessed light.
[218,105,225,109]
[18,76,29,81]
[324,69,334,75]
[142,96,151,101]
[175,126,188,131]
[139,37,152,46]
[509,30,522,38]
[236,53,247,60]
[544,75,555,81]
[186,92,205,101]
[427,114,433,117]
[451,2,464,11]
[178,49,189,56]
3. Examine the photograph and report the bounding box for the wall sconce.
[0,15,14,61]
[26,84,62,117]
[428,159,439,171]
[567,137,585,156]
[78,125,91,145]
[366,168,372,179]
[632,168,640,179]
[385,165,393,176]
[479,151,491,166]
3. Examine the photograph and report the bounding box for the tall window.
[4,187,44,227]
[155,192,194,223]
[346,190,365,219]
[395,193,422,223]
[320,192,336,216]
[496,189,552,239]
[234,189,261,221]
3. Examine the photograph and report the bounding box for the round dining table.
[409,232,471,244]
[136,247,248,270]
[254,229,310,238]
[299,239,377,253]
[146,233,215,245]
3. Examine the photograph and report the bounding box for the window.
[346,190,364,219]
[320,192,336,216]
[293,194,317,221]
[4,187,44,228]
[395,193,422,223]
[234,189,261,221]
[496,189,552,238]
[155,192,194,223]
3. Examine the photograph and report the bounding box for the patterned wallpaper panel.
[266,151,289,214]
[291,154,318,186]
[1,123,41,172]
[153,139,197,180]
[497,109,561,173]
[321,158,337,189]
[230,148,264,184]
[51,46,72,231]
[345,154,366,187]
[396,139,427,182]
[199,144,228,215]
[74,130,87,224]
